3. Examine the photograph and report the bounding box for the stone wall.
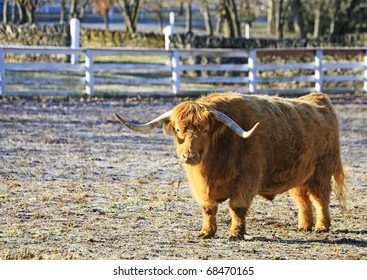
[79,28,164,48]
[0,24,69,47]
[0,24,165,49]
[170,33,367,49]
[0,24,70,62]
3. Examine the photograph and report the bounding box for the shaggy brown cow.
[114,92,347,240]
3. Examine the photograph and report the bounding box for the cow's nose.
[182,152,197,163]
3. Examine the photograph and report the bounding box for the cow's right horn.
[114,110,172,132]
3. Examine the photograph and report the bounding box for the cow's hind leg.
[198,204,218,239]
[289,186,313,231]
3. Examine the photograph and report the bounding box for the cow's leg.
[289,186,313,231]
[228,182,256,241]
[198,204,218,239]
[309,181,332,232]
[228,206,248,240]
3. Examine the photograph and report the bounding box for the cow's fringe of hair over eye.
[164,101,215,134]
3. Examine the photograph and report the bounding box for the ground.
[0,94,366,260]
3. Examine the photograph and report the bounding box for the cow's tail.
[333,159,348,211]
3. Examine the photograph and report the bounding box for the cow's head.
[114,101,259,165]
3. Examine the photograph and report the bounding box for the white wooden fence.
[1,46,367,96]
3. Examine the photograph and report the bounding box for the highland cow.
[114,92,347,240]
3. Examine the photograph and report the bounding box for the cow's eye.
[176,128,180,132]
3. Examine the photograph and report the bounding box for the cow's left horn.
[213,109,259,138]
[114,110,172,132]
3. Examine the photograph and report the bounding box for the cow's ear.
[163,120,174,135]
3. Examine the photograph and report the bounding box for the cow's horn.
[213,109,259,138]
[113,110,172,132]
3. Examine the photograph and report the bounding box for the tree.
[312,0,322,38]
[69,0,89,19]
[25,0,43,24]
[93,0,114,29]
[216,0,241,37]
[115,0,141,33]
[291,0,304,38]
[201,0,213,36]
[3,0,10,24]
[3,0,42,24]
[267,0,275,35]
[14,0,26,24]
[275,0,285,38]
[185,0,193,34]
[145,0,164,32]
[60,0,67,24]
[225,0,241,37]
[329,0,363,36]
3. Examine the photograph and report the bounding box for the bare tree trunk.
[222,0,234,37]
[267,0,275,36]
[157,11,163,32]
[155,0,163,32]
[131,0,141,32]
[185,1,192,33]
[70,0,78,19]
[3,0,10,24]
[225,0,241,37]
[104,12,110,30]
[26,6,35,24]
[313,1,322,38]
[291,0,304,38]
[16,0,26,24]
[79,0,90,20]
[216,0,241,37]
[215,8,223,36]
[329,0,342,35]
[201,0,213,36]
[60,0,66,24]
[275,0,284,38]
[116,0,141,33]
[11,0,17,23]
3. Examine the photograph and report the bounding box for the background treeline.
[2,0,367,38]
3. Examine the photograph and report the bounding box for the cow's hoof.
[198,231,215,239]
[298,226,313,232]
[315,226,330,233]
[228,234,244,241]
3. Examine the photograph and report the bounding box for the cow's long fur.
[163,92,346,239]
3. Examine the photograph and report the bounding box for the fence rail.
[1,46,367,96]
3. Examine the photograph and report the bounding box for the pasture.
[0,94,366,260]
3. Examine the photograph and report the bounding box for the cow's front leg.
[198,204,218,239]
[228,205,248,241]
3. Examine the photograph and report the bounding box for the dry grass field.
[0,93,366,260]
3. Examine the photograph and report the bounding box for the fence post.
[315,49,323,92]
[163,12,175,50]
[364,49,367,93]
[0,48,5,96]
[248,50,257,93]
[85,49,94,95]
[245,22,251,39]
[70,18,80,64]
[171,49,180,95]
